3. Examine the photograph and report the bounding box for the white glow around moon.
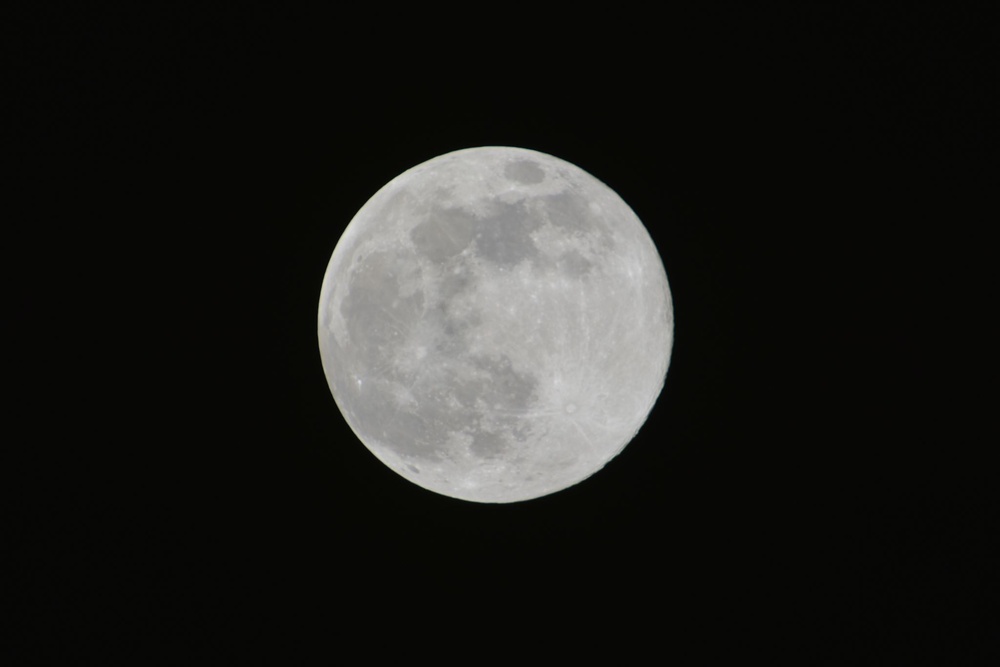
[318,146,673,503]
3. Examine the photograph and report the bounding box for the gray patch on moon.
[542,192,594,231]
[469,353,538,412]
[469,429,506,459]
[339,250,425,372]
[555,249,593,276]
[436,264,474,301]
[433,316,470,357]
[346,347,541,465]
[336,237,542,467]
[504,159,545,184]
[426,268,479,358]
[413,201,542,268]
[410,207,476,261]
[460,354,541,459]
[473,202,540,267]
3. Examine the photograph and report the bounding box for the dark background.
[12,5,994,662]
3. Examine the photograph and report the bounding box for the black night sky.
[12,6,994,662]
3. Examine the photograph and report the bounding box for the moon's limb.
[318,146,673,503]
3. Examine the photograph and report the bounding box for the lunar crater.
[504,159,546,184]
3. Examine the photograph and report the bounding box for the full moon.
[318,146,673,503]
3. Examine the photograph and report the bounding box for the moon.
[318,146,673,503]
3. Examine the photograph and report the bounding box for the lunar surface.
[318,146,673,503]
